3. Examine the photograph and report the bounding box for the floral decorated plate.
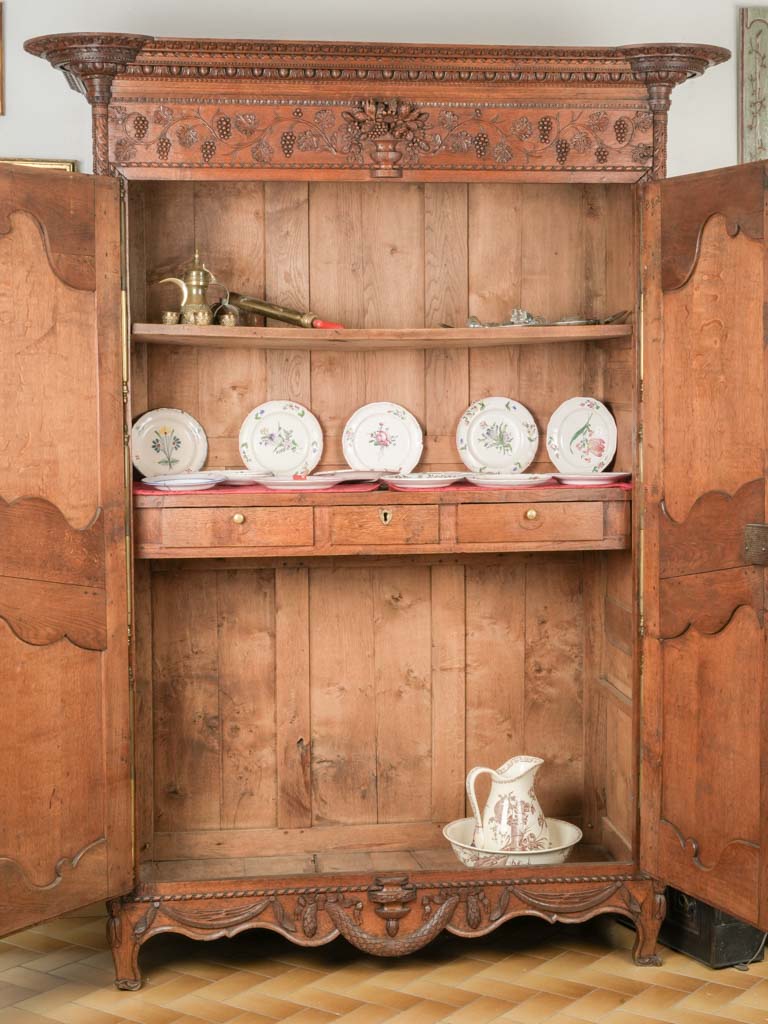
[382,472,465,490]
[466,472,554,488]
[217,469,274,485]
[342,402,423,473]
[141,473,224,492]
[258,476,339,491]
[239,400,323,476]
[546,397,617,474]
[131,408,208,476]
[456,397,538,473]
[555,471,630,486]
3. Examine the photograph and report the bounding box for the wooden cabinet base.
[106,870,665,989]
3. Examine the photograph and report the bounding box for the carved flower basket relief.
[109,99,654,170]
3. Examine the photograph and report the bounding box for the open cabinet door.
[0,166,132,934]
[641,162,768,928]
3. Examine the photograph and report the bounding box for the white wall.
[0,0,740,177]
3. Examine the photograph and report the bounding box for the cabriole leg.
[632,883,666,966]
[107,899,143,991]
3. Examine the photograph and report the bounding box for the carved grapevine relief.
[108,98,655,175]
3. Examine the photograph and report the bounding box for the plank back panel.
[131,181,635,474]
[147,555,596,862]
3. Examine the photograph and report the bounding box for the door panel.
[641,163,767,927]
[0,166,131,935]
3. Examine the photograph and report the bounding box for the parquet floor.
[1,910,767,1024]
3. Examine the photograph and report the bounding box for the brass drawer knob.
[232,512,246,525]
[524,508,538,521]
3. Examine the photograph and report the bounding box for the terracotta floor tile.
[0,1010,54,1024]
[442,996,522,1023]
[560,987,629,1021]
[161,993,243,1022]
[383,1001,458,1024]
[494,992,571,1023]
[342,984,421,1012]
[279,1009,339,1024]
[333,1006,396,1024]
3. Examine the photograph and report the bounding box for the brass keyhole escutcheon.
[379,508,393,526]
[524,508,538,521]
[232,512,245,525]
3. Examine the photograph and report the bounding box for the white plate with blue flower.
[342,402,423,473]
[546,397,617,474]
[239,400,323,476]
[456,397,538,473]
[131,408,208,476]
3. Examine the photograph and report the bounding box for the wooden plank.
[152,569,221,833]
[430,564,466,822]
[217,569,277,829]
[309,567,377,824]
[372,567,432,823]
[153,820,447,860]
[195,182,268,454]
[424,183,469,470]
[275,567,312,828]
[264,182,311,402]
[134,561,154,861]
[465,562,526,806]
[0,575,105,654]
[524,555,585,820]
[361,184,426,447]
[131,323,633,350]
[308,184,366,468]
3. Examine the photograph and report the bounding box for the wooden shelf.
[131,322,633,352]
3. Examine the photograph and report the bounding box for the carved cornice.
[25,33,151,174]
[25,33,151,104]
[26,35,727,85]
[25,35,728,179]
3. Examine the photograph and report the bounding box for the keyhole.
[379,509,393,526]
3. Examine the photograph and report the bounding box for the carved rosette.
[105,97,657,178]
[107,872,666,989]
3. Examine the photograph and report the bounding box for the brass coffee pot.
[159,250,224,325]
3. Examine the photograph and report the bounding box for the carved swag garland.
[108,97,654,172]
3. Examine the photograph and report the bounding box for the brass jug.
[159,250,222,325]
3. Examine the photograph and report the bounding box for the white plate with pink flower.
[546,397,616,474]
[342,402,423,473]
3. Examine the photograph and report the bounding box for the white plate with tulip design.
[546,397,617,474]
[342,402,423,473]
[131,408,208,476]
[239,400,323,476]
[456,397,538,473]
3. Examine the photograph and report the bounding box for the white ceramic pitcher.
[466,755,550,852]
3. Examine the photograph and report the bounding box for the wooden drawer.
[161,507,313,548]
[456,502,604,544]
[329,505,439,546]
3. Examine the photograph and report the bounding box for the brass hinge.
[637,423,643,443]
[121,379,129,404]
[639,613,645,638]
[638,377,644,402]
[744,523,768,565]
[123,422,130,446]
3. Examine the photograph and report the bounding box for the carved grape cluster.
[281,129,296,157]
[614,117,630,144]
[473,131,489,158]
[132,114,149,140]
[538,116,553,143]
[157,136,171,160]
[595,145,609,164]
[215,115,232,140]
[201,138,217,162]
[555,138,570,164]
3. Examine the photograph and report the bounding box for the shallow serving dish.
[443,816,582,867]
[466,472,554,488]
